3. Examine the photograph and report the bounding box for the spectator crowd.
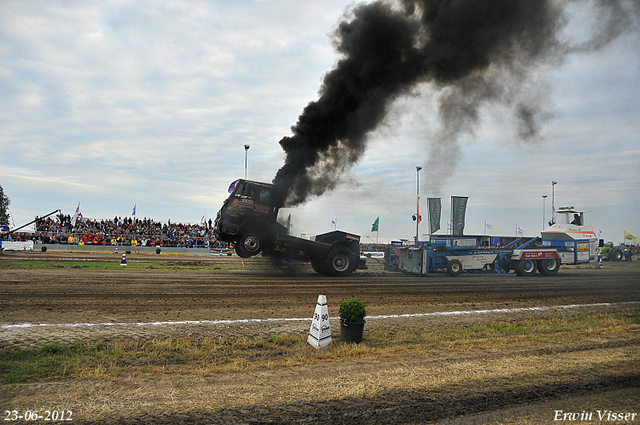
[8,213,228,249]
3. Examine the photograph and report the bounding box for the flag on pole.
[427,198,441,234]
[416,200,422,224]
[200,214,206,227]
[331,215,337,228]
[517,225,524,236]
[10,213,15,228]
[451,196,468,236]
[485,222,494,230]
[371,217,379,232]
[132,204,136,216]
[71,203,81,227]
[625,231,636,242]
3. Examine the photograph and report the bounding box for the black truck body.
[213,179,365,276]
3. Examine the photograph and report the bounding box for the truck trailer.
[213,179,365,276]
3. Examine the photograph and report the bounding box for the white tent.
[7,223,37,234]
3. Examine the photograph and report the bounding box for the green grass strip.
[1,313,638,384]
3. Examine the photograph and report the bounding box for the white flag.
[70,203,81,227]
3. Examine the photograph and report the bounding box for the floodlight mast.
[244,144,250,179]
[542,195,547,230]
[416,166,422,244]
[551,181,557,224]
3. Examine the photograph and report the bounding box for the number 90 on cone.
[308,295,331,348]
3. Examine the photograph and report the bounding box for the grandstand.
[5,214,228,249]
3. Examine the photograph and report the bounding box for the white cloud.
[1,0,638,244]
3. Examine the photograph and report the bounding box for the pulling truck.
[213,179,365,277]
[401,206,598,276]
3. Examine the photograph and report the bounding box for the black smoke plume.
[272,0,638,207]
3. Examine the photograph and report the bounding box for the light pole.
[551,181,557,224]
[415,166,422,244]
[542,195,547,230]
[244,144,250,179]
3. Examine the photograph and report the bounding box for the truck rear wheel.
[515,259,537,276]
[311,258,328,276]
[446,259,463,276]
[325,246,356,277]
[538,258,560,275]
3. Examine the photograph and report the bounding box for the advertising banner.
[427,198,441,234]
[451,196,468,236]
[1,241,35,251]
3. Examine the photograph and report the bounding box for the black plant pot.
[339,319,365,343]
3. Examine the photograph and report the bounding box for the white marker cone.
[308,294,331,348]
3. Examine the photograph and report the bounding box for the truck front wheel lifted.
[538,258,560,275]
[446,259,463,276]
[515,259,537,276]
[236,233,262,258]
[325,246,356,277]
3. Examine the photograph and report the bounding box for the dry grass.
[3,313,637,384]
[2,313,639,423]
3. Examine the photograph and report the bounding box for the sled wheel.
[446,259,463,276]
[515,259,537,276]
[538,258,560,275]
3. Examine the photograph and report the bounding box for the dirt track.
[1,251,639,424]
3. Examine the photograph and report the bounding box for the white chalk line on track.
[2,301,638,330]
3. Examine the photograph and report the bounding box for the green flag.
[371,217,379,232]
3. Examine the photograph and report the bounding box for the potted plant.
[339,298,366,343]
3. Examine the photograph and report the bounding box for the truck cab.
[213,179,287,258]
[213,179,365,276]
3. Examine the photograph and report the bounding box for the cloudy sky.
[1,0,639,244]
